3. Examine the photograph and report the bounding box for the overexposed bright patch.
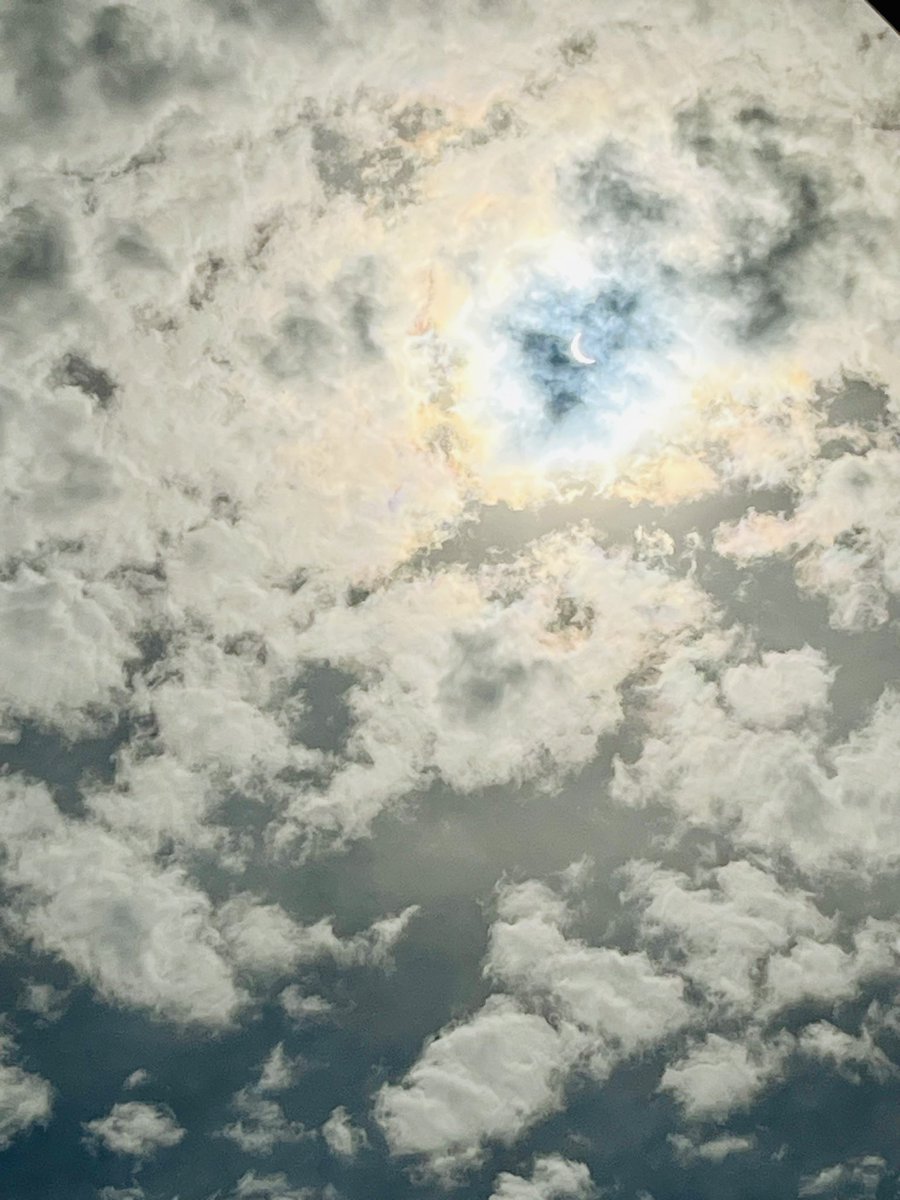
[569,332,596,365]
[438,233,717,494]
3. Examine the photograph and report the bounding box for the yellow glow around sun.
[375,81,834,515]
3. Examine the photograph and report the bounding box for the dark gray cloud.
[0,0,76,123]
[54,354,119,408]
[0,205,68,301]
[675,98,835,341]
[571,144,669,230]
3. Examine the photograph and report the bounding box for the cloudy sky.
[1,1,899,1198]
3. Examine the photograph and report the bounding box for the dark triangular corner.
[864,1,899,36]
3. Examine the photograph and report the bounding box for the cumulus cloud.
[0,777,244,1027]
[715,447,900,631]
[489,1154,594,1200]
[374,995,583,1178]
[763,922,898,1017]
[217,893,419,975]
[376,863,695,1177]
[219,1042,310,1156]
[82,1101,184,1159]
[0,0,899,1195]
[668,1133,756,1163]
[321,1106,368,1160]
[0,1033,53,1150]
[798,1157,887,1199]
[0,774,420,1029]
[18,980,71,1024]
[279,989,333,1025]
[272,532,710,853]
[256,1043,305,1094]
[223,1172,321,1200]
[622,859,896,1019]
[220,1093,309,1157]
[719,647,833,729]
[796,1022,897,1084]
[487,874,689,1070]
[659,1032,793,1122]
[612,638,900,875]
[0,566,135,736]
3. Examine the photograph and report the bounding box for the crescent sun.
[569,331,596,365]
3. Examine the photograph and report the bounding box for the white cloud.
[123,1069,150,1092]
[18,980,71,1023]
[84,748,221,861]
[217,893,419,976]
[374,995,583,1177]
[798,1157,887,1198]
[622,859,896,1022]
[489,1154,594,1200]
[0,378,121,565]
[796,1022,897,1084]
[659,1032,792,1121]
[272,533,711,853]
[220,1092,309,1157]
[719,647,833,729]
[763,920,898,1016]
[487,875,689,1068]
[612,639,900,875]
[257,1043,305,1094]
[715,449,900,631]
[321,1106,368,1160]
[279,989,333,1025]
[217,897,334,976]
[0,566,135,735]
[219,1042,309,1156]
[623,859,833,1014]
[669,1133,756,1163]
[0,2,899,1192]
[225,1172,319,1200]
[0,778,244,1027]
[0,1033,53,1150]
[83,1102,184,1159]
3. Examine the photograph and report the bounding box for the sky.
[0,1,899,1198]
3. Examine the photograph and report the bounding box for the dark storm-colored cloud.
[0,1,207,133]
[0,205,68,303]
[263,309,334,379]
[53,354,119,409]
[0,0,76,122]
[675,98,834,342]
[515,330,585,422]
[572,144,669,229]
[309,122,419,209]
[86,7,173,107]
[391,101,446,142]
[205,0,326,34]
[107,224,170,271]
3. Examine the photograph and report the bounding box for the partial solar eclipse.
[569,331,596,365]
